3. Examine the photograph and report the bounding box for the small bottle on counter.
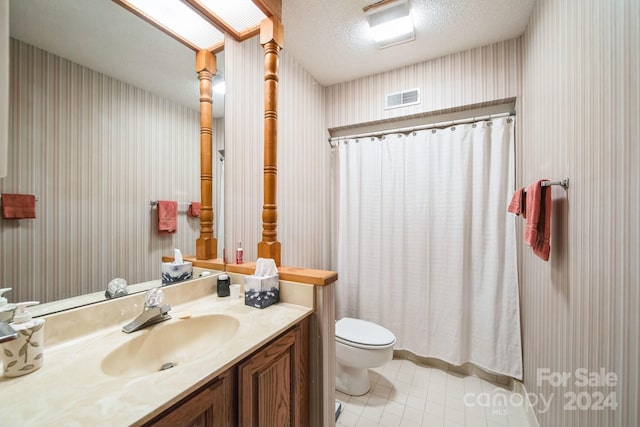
[236,242,243,264]
[217,274,230,297]
[1,301,45,377]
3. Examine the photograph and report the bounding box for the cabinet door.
[238,320,309,427]
[147,368,236,427]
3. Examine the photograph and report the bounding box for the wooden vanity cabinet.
[144,318,309,427]
[146,368,236,427]
[238,319,309,427]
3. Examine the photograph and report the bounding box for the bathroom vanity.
[146,319,308,426]
[0,274,314,426]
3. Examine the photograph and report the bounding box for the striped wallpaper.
[0,39,204,303]
[518,0,639,426]
[214,116,224,258]
[0,1,7,178]
[223,35,263,265]
[325,38,521,130]
[224,35,329,269]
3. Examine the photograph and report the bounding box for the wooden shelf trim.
[162,256,338,286]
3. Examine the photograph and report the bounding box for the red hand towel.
[157,200,177,234]
[507,187,525,216]
[1,194,37,219]
[523,180,551,261]
[188,202,201,218]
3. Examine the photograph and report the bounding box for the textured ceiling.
[9,0,535,112]
[283,0,536,86]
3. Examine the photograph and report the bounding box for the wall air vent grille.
[385,88,420,110]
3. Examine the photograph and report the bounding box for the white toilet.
[335,317,397,396]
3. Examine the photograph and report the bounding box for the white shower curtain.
[332,117,522,379]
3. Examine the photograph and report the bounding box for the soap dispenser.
[1,301,45,377]
[0,288,16,322]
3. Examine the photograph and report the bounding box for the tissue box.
[244,274,279,309]
[161,262,193,284]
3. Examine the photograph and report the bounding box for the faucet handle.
[144,288,164,309]
[105,278,128,299]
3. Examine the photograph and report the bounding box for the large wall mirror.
[0,0,225,312]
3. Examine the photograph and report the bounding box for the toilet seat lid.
[336,317,396,347]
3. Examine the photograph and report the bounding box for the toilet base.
[335,363,371,396]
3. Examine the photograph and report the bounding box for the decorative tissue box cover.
[244,274,279,309]
[161,262,193,284]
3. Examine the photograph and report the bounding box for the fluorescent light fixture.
[369,15,413,43]
[365,0,415,49]
[190,0,266,34]
[115,0,224,51]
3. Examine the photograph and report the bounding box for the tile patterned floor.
[336,358,531,427]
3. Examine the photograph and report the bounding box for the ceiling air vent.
[385,88,420,110]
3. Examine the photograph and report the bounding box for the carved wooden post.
[195,49,217,260]
[257,17,283,266]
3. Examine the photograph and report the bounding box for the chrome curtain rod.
[328,112,514,143]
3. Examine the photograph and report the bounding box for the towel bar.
[149,201,193,210]
[541,178,569,188]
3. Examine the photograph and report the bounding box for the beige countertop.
[0,275,314,426]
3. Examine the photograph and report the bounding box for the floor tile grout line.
[336,357,530,427]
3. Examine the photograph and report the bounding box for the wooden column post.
[258,18,283,266]
[195,49,217,260]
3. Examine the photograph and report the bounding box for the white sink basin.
[101,314,239,378]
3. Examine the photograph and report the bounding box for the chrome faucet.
[122,288,171,334]
[0,321,19,343]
